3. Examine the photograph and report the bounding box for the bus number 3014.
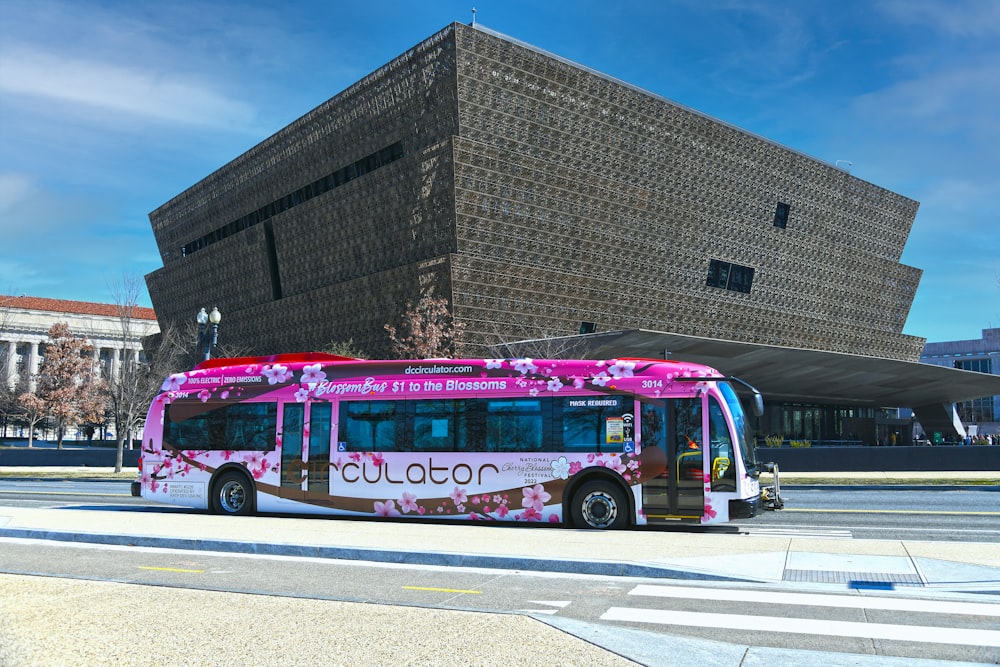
[641,380,663,389]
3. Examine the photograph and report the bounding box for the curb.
[0,527,748,582]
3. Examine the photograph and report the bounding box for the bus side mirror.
[722,376,764,418]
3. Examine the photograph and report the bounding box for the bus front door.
[640,397,705,523]
[280,401,333,506]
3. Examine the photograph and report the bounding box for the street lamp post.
[196,306,222,361]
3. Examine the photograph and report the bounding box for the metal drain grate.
[783,569,923,585]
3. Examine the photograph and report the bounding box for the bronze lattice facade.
[146,22,925,361]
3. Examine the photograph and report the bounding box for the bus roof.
[182,355,723,379]
[158,356,730,402]
[191,352,722,378]
[193,352,358,371]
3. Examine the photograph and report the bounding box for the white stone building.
[1,295,159,388]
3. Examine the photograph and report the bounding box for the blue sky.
[0,0,997,344]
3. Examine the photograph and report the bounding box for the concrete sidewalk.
[1,503,998,589]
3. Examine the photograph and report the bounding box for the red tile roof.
[0,295,157,321]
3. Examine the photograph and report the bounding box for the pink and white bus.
[132,354,774,528]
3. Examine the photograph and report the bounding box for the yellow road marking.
[403,585,481,594]
[783,508,1000,516]
[138,566,205,574]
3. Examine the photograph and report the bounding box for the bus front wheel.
[212,471,254,516]
[571,480,628,529]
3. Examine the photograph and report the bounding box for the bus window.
[339,401,403,451]
[281,403,304,488]
[640,401,667,452]
[560,395,628,453]
[485,398,545,452]
[165,402,277,451]
[673,398,702,482]
[708,397,736,491]
[308,402,332,492]
[718,381,757,475]
[413,399,469,452]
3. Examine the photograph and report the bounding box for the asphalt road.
[733,485,1000,542]
[1,479,998,542]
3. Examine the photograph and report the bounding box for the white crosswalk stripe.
[600,607,1000,647]
[742,527,853,539]
[520,600,571,615]
[598,584,1000,648]
[627,583,1000,616]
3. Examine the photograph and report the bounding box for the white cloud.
[0,47,259,130]
[694,3,826,94]
[877,0,1000,38]
[0,175,108,236]
[0,173,37,212]
[0,256,44,295]
[919,179,1000,213]
[852,64,1000,137]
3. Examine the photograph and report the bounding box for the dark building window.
[180,141,404,257]
[706,259,729,289]
[774,202,790,229]
[954,358,991,373]
[706,259,755,294]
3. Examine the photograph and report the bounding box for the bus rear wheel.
[571,480,628,529]
[212,470,254,516]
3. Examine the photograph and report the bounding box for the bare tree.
[323,338,366,359]
[0,296,17,438]
[480,314,593,360]
[105,277,253,471]
[16,390,46,447]
[385,287,465,359]
[156,318,211,372]
[143,310,250,372]
[34,323,105,448]
[484,332,593,360]
[145,322,196,378]
[106,275,160,471]
[209,337,252,363]
[7,367,33,441]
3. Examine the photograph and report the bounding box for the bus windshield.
[718,381,756,473]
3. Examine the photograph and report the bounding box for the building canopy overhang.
[509,329,1000,409]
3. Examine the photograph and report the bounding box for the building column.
[4,341,16,389]
[28,342,39,375]
[28,342,39,392]
[110,348,121,381]
[119,348,134,379]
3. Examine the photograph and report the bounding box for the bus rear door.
[279,401,333,507]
